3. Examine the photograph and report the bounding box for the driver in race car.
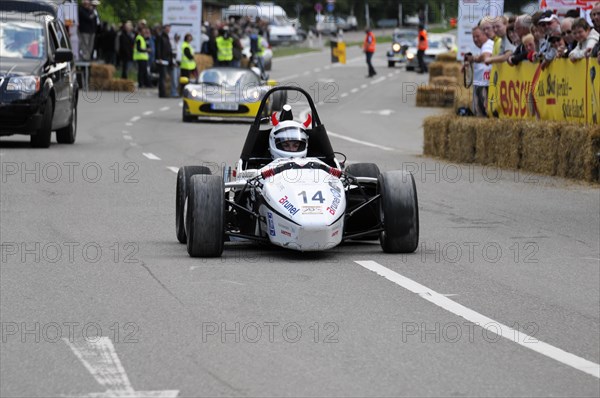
[269,104,311,159]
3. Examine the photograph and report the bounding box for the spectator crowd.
[462,3,600,117]
[71,1,273,96]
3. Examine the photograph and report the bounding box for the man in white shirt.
[464,26,493,116]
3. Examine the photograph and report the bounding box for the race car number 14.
[298,191,326,203]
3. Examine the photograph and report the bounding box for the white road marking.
[387,73,395,77]
[123,135,133,140]
[371,76,386,84]
[351,88,359,93]
[63,337,179,397]
[340,93,349,98]
[121,130,128,134]
[178,102,183,107]
[143,111,154,116]
[278,73,299,81]
[167,167,179,173]
[143,152,161,160]
[324,65,331,70]
[130,116,141,122]
[129,142,139,147]
[360,84,368,89]
[354,260,600,380]
[361,109,395,116]
[125,123,133,126]
[160,107,170,112]
[328,131,394,151]
[303,71,311,76]
[314,68,321,73]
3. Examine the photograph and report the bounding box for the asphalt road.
[1,46,599,397]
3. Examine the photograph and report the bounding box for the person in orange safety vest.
[417,24,428,73]
[363,28,377,78]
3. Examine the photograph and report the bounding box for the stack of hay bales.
[89,64,115,90]
[416,51,464,108]
[89,64,134,92]
[194,54,214,72]
[423,114,600,183]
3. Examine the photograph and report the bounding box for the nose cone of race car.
[261,168,346,251]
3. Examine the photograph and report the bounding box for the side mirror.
[267,79,277,87]
[179,76,189,85]
[54,48,73,63]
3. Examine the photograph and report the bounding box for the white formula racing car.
[175,86,419,257]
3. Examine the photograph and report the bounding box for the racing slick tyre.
[388,61,395,68]
[378,170,419,253]
[176,166,212,243]
[56,103,77,144]
[31,99,53,148]
[182,102,195,123]
[186,174,225,257]
[345,163,381,240]
[346,163,380,178]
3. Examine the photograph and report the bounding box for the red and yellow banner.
[489,59,600,124]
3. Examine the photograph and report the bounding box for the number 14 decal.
[298,190,325,204]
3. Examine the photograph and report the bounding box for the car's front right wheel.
[30,99,52,148]
[186,174,225,257]
[176,165,212,243]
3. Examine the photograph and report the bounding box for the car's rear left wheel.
[31,100,53,148]
[176,166,212,243]
[186,174,225,257]
[388,61,395,67]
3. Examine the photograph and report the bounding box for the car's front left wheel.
[56,103,77,144]
[176,166,212,243]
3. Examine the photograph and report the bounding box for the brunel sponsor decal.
[278,196,300,216]
[267,212,276,236]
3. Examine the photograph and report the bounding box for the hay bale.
[442,63,463,81]
[423,114,451,157]
[520,120,561,176]
[416,85,456,108]
[454,85,473,112]
[105,78,135,92]
[557,124,600,182]
[430,76,458,86]
[90,63,115,79]
[436,51,458,62]
[428,62,445,78]
[88,78,110,91]
[474,118,521,168]
[447,117,477,163]
[194,54,214,72]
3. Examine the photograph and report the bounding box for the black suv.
[0,0,78,147]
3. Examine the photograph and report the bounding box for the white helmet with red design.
[269,105,311,159]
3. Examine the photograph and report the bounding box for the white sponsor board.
[163,0,203,53]
[456,0,504,61]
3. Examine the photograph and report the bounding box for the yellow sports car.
[182,67,286,122]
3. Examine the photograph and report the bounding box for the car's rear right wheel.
[186,174,224,257]
[176,166,212,243]
[31,100,52,148]
[388,61,395,67]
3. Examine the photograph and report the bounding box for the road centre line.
[143,111,154,116]
[160,107,170,111]
[360,84,368,89]
[340,93,348,98]
[351,88,359,93]
[167,167,179,173]
[130,116,140,122]
[123,135,132,140]
[277,73,299,81]
[143,153,161,160]
[371,76,386,84]
[354,260,600,379]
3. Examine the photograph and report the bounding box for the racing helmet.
[269,106,311,159]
